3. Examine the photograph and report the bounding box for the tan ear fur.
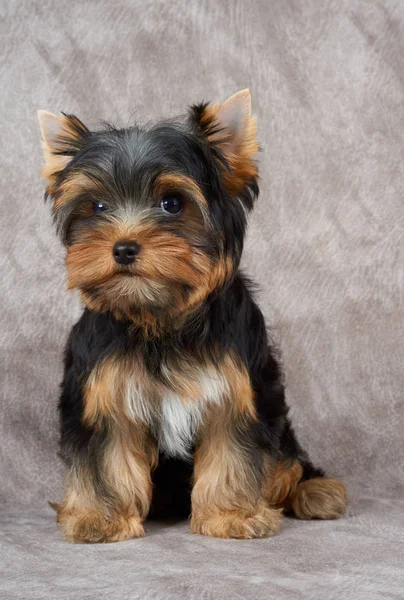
[37,110,88,181]
[196,90,259,196]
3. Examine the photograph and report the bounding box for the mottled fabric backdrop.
[1,1,403,598]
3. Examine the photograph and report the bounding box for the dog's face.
[38,90,258,328]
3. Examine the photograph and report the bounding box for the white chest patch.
[124,366,229,458]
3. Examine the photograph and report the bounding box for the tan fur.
[41,154,71,187]
[262,457,303,506]
[220,116,258,196]
[63,351,346,541]
[57,359,158,543]
[198,92,259,196]
[153,172,208,212]
[83,357,159,467]
[72,349,263,541]
[66,219,211,291]
[82,357,120,427]
[103,424,155,516]
[190,402,281,539]
[221,353,256,419]
[56,422,155,543]
[190,501,283,540]
[38,111,88,188]
[291,478,347,520]
[54,173,98,209]
[55,468,147,544]
[58,509,145,544]
[54,465,143,543]
[39,124,235,334]
[261,457,346,519]
[175,255,234,318]
[67,215,233,337]
[83,351,253,426]
[40,103,347,542]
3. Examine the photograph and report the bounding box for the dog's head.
[38,90,259,332]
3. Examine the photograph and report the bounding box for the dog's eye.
[160,196,183,215]
[93,201,106,214]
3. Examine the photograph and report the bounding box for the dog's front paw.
[190,503,282,539]
[56,507,145,543]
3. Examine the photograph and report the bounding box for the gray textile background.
[1,1,404,598]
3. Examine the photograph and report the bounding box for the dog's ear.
[189,89,258,198]
[37,111,89,180]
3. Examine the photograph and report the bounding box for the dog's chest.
[123,361,229,458]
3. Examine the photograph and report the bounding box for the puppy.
[38,90,346,543]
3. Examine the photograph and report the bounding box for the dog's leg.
[190,406,282,539]
[262,457,347,520]
[255,354,347,521]
[289,476,347,519]
[56,420,156,543]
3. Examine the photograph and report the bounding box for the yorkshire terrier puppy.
[38,90,346,543]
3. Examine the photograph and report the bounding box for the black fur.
[47,102,324,519]
[60,275,322,515]
[49,120,248,262]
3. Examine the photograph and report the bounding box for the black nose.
[113,241,140,265]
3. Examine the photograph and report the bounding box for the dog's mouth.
[118,270,137,277]
[114,264,142,278]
